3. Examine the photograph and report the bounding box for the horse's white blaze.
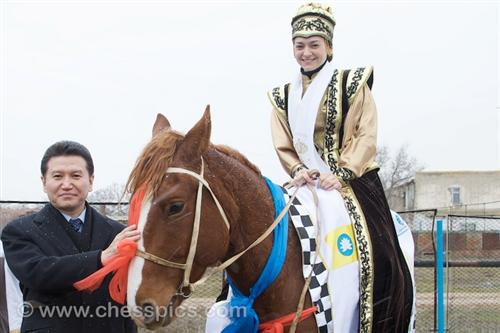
[127,196,152,311]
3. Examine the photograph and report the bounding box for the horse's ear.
[152,114,171,138]
[183,105,211,155]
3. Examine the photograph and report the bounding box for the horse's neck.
[207,152,310,324]
[206,150,275,265]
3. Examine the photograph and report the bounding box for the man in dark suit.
[1,141,139,333]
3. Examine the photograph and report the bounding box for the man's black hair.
[40,141,94,176]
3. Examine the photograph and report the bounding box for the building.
[391,170,500,216]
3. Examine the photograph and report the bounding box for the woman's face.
[293,36,331,72]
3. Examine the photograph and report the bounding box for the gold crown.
[291,3,335,43]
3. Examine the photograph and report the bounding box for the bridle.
[134,156,322,333]
[135,157,229,296]
[134,156,298,297]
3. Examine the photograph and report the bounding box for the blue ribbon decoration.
[222,177,289,333]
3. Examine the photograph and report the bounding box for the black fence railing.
[1,203,499,332]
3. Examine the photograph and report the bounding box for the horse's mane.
[126,131,261,196]
[126,129,183,195]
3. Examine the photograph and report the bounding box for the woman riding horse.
[73,4,415,332]
[74,107,414,332]
[268,3,413,332]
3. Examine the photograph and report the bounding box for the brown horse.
[125,107,317,331]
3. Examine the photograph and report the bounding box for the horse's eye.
[167,202,184,216]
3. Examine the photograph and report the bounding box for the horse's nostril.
[140,301,158,325]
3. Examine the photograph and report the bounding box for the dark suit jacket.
[1,203,137,333]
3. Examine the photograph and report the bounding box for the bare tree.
[87,183,129,219]
[88,183,129,202]
[1,206,40,231]
[376,144,423,206]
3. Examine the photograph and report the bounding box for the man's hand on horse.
[101,224,141,265]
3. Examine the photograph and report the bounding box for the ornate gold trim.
[346,66,373,105]
[292,15,334,42]
[322,69,355,183]
[267,86,287,116]
[323,68,342,168]
[342,186,374,333]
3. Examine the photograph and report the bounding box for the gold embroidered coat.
[269,66,378,183]
[267,66,415,333]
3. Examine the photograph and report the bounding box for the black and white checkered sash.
[282,187,333,333]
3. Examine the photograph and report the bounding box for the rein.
[135,156,300,295]
[135,157,324,333]
[135,157,230,291]
[74,154,321,331]
[287,181,321,333]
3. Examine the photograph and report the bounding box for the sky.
[0,0,499,200]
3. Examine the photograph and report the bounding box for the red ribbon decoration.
[258,306,317,333]
[73,186,146,304]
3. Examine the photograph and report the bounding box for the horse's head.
[126,107,231,329]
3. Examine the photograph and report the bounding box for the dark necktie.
[69,218,83,232]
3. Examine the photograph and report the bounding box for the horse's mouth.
[159,298,178,327]
[133,295,184,330]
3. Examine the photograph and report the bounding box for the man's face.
[293,36,331,72]
[42,155,94,217]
